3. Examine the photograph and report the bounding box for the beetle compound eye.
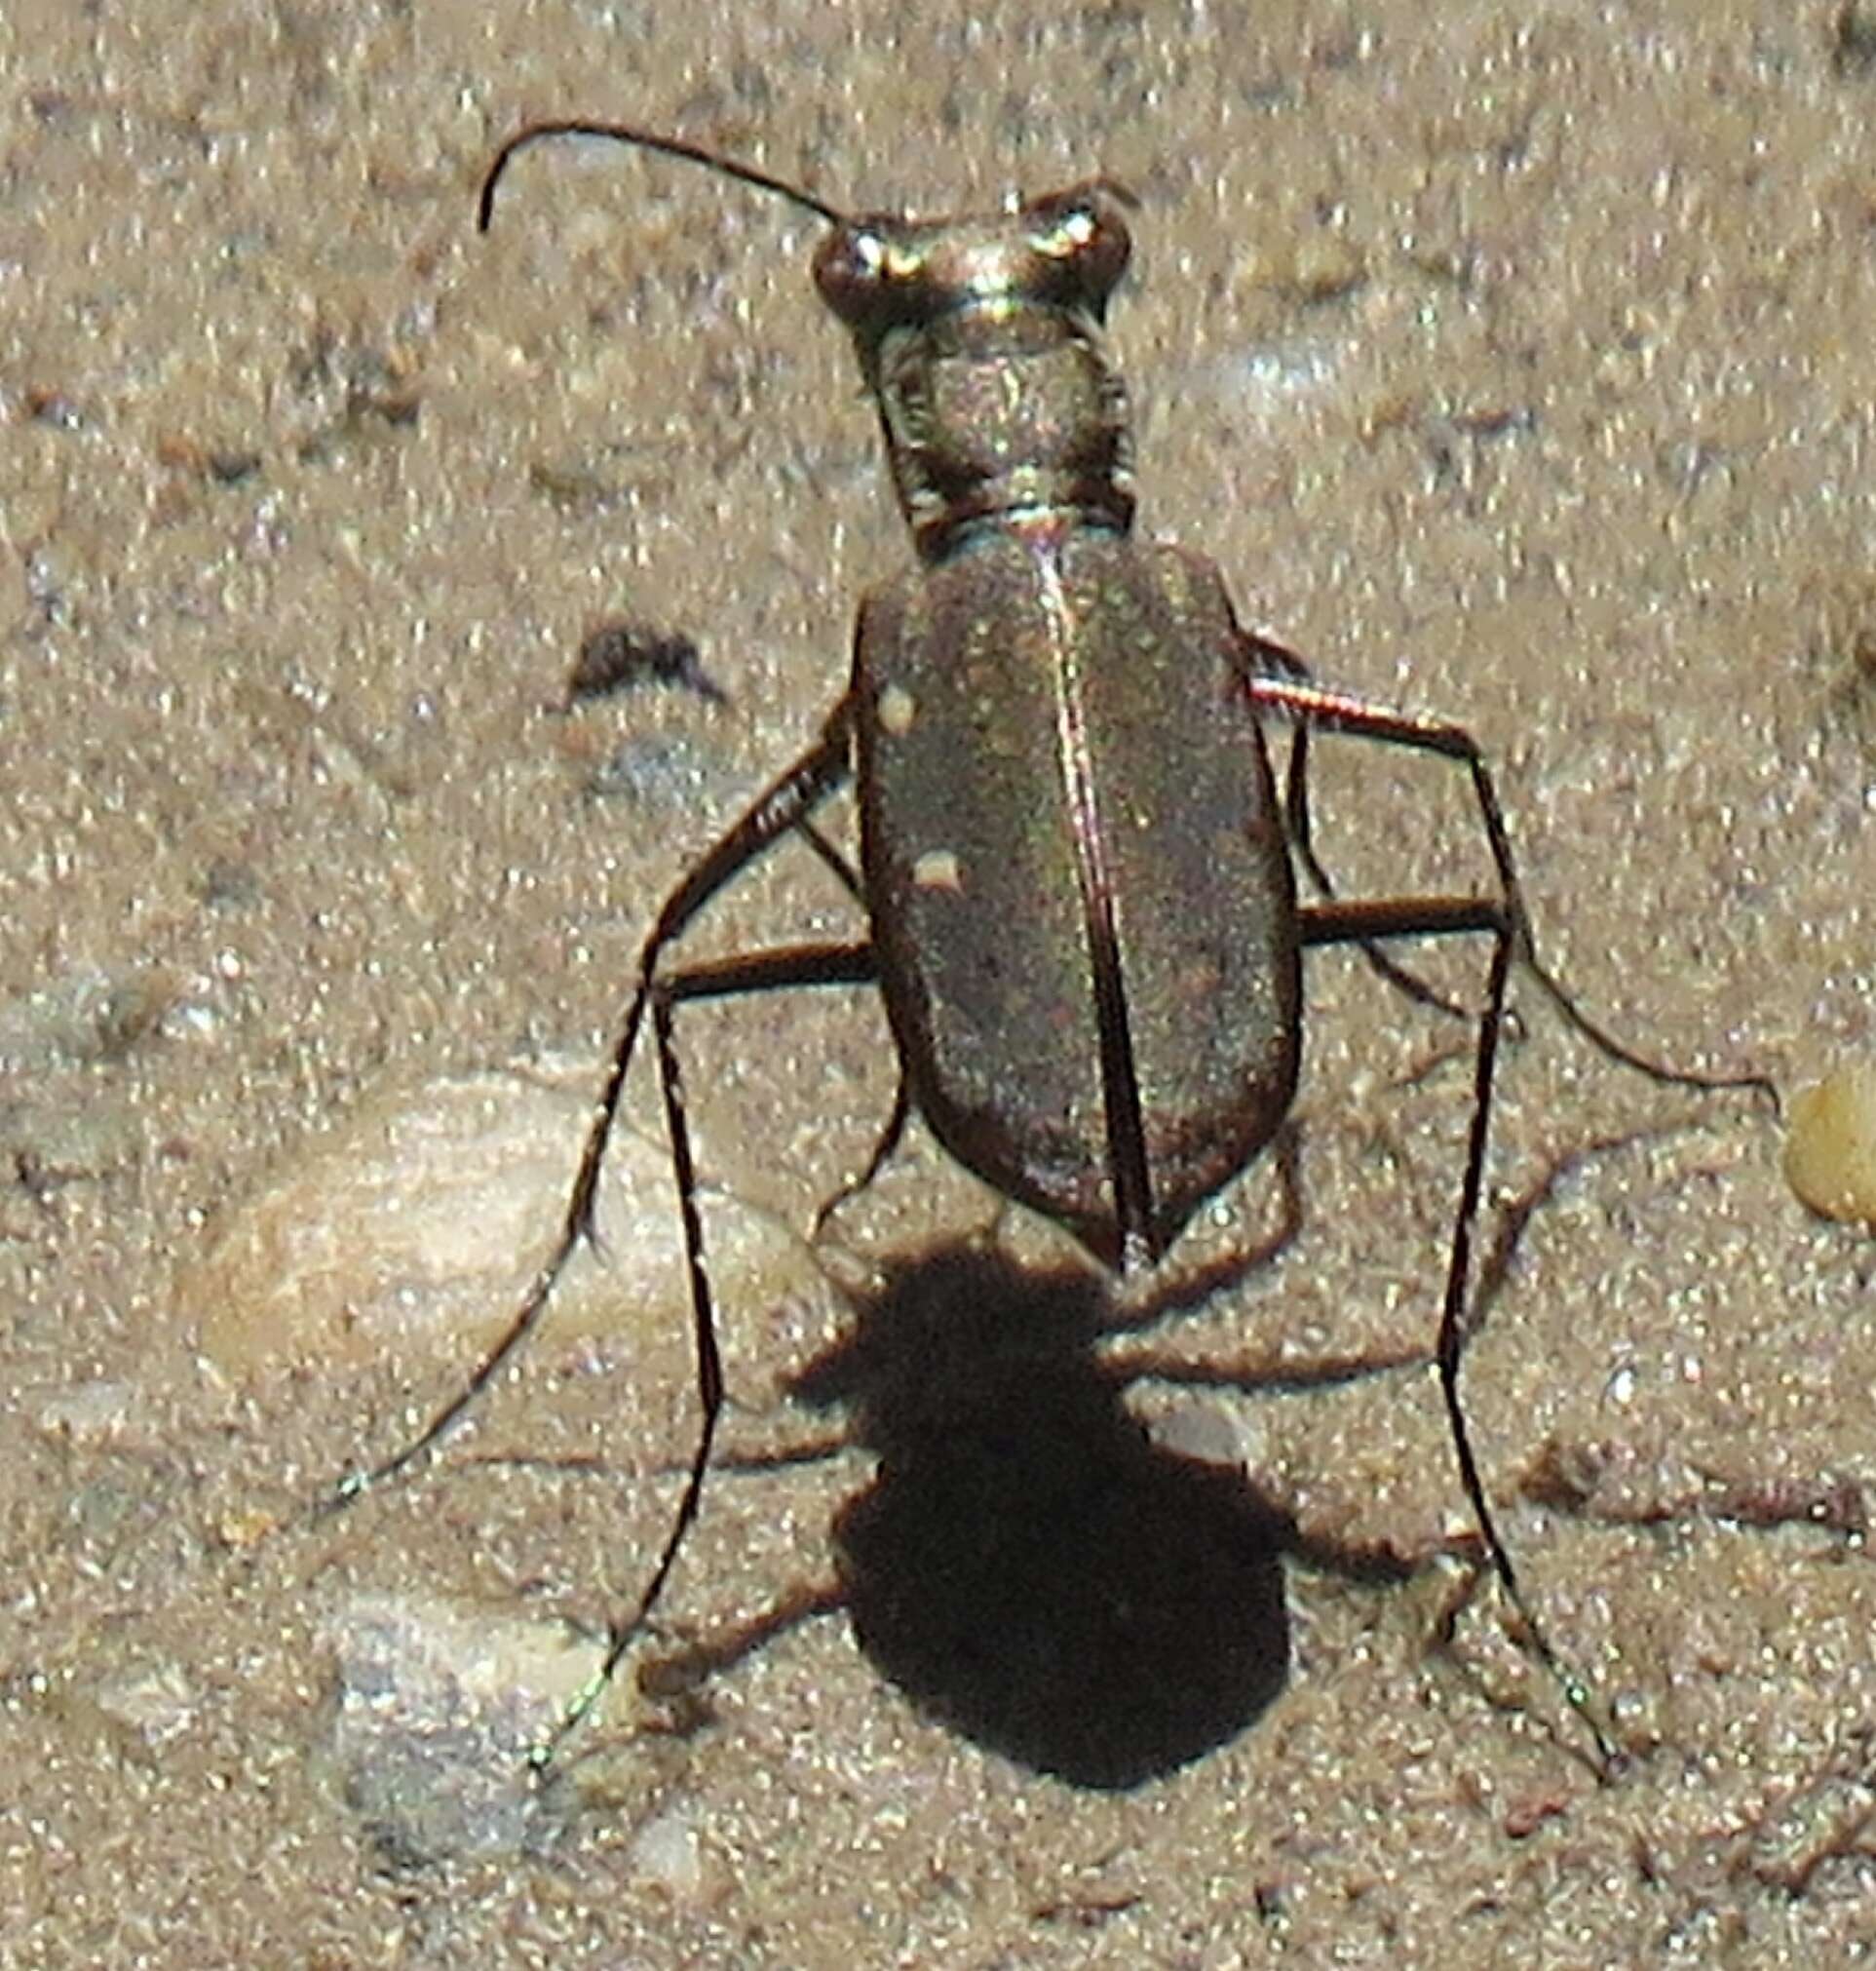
[1035,205,1098,255]
[1020,185,1131,295]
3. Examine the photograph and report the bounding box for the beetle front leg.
[328,708,857,1514]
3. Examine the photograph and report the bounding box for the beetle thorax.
[874,304,1135,557]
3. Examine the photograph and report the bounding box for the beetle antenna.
[478,120,846,233]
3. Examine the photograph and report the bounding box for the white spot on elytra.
[911,849,963,891]
[878,684,917,736]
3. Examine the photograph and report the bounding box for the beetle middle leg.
[538,934,880,1764]
[787,817,915,1237]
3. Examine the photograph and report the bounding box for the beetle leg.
[536,936,878,1765]
[1238,633,1472,1019]
[812,1073,913,1241]
[1298,887,1615,1766]
[1276,662,1771,1771]
[327,708,856,1512]
[1252,670,1774,1108]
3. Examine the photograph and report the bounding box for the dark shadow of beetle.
[642,1222,1425,1793]
[797,1244,1298,1790]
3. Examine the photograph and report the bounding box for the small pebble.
[319,1592,601,1865]
[1783,1061,1876,1230]
[179,1064,683,1373]
[178,1059,829,1380]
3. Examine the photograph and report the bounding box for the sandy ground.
[5,2,1876,1965]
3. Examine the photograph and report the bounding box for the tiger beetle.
[333,121,1773,1773]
